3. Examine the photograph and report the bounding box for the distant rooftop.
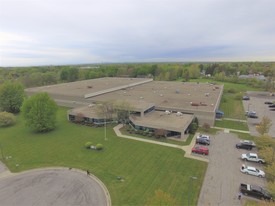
[26,77,153,98]
[26,77,223,113]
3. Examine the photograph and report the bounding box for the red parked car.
[191,146,209,155]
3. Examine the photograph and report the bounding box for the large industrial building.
[26,77,224,139]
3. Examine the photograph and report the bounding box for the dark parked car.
[196,137,210,145]
[265,101,274,105]
[246,111,258,118]
[236,140,256,150]
[236,143,253,150]
[240,183,273,200]
[269,104,275,108]
[243,96,250,100]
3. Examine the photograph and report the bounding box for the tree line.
[0,62,274,91]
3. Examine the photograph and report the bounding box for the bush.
[0,112,16,127]
[85,142,93,149]
[227,88,237,93]
[96,143,103,150]
[202,123,210,132]
[221,97,227,103]
[234,93,243,100]
[189,122,198,134]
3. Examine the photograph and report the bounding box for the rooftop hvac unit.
[165,110,171,115]
[176,111,183,116]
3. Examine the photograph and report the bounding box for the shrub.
[96,143,103,150]
[202,123,210,132]
[227,88,237,93]
[85,142,93,149]
[189,122,198,134]
[221,97,227,103]
[0,112,16,127]
[234,93,243,100]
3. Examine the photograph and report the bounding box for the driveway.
[0,166,110,206]
[197,131,266,206]
[244,92,275,137]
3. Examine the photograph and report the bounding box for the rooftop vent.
[191,102,199,106]
[165,110,171,115]
[176,111,183,116]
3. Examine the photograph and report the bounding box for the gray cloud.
[1,0,275,66]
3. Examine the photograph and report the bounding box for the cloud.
[1,0,275,66]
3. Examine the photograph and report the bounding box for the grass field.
[215,119,249,131]
[0,107,207,206]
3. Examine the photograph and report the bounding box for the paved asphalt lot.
[0,168,108,206]
[197,131,266,206]
[244,92,275,137]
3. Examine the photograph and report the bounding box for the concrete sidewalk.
[113,124,209,162]
[213,126,250,134]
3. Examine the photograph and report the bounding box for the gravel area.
[0,168,109,206]
[197,131,266,206]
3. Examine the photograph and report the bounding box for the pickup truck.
[240,183,272,200]
[241,153,265,164]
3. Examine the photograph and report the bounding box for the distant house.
[238,74,266,81]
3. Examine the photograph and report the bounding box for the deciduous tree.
[256,116,272,135]
[255,134,275,149]
[258,146,274,164]
[21,92,58,132]
[0,81,25,113]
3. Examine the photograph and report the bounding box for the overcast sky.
[1,0,275,66]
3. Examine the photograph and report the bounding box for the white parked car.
[240,164,265,178]
[196,134,210,141]
[241,153,265,164]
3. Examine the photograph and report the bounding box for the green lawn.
[219,93,246,119]
[215,119,249,131]
[0,107,207,206]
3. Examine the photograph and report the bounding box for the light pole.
[104,116,107,141]
[188,176,197,206]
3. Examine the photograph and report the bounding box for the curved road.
[0,165,110,206]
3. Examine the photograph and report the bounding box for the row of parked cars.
[236,140,273,201]
[191,133,273,200]
[265,101,275,111]
[191,134,210,155]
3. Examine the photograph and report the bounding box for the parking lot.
[244,92,275,137]
[197,131,266,206]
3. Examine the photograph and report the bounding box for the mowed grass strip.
[219,93,246,119]
[0,107,207,205]
[215,119,249,131]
